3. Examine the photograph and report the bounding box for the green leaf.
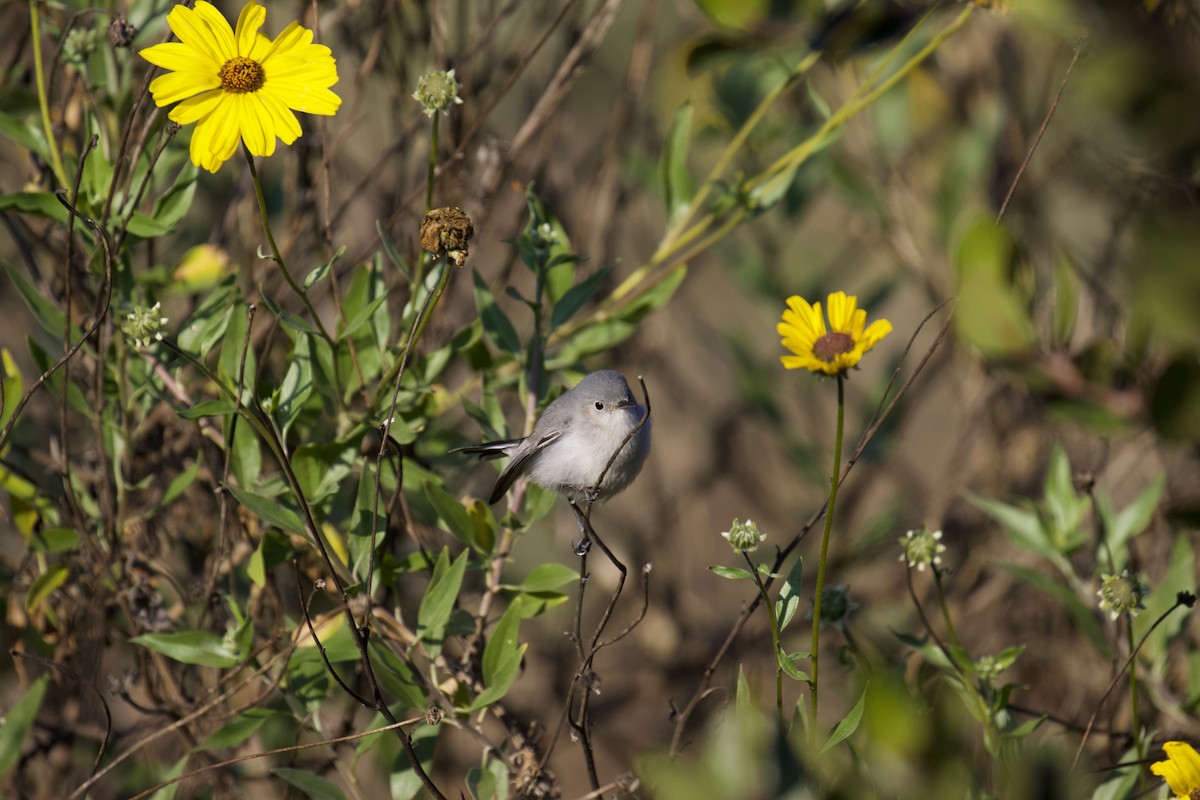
[28,526,81,553]
[131,630,242,668]
[196,708,281,750]
[3,259,80,341]
[1098,473,1164,572]
[0,675,47,779]
[503,563,578,593]
[0,192,69,226]
[225,485,306,538]
[965,491,1050,559]
[305,245,344,289]
[953,217,1035,358]
[735,665,752,719]
[1090,745,1141,800]
[178,398,237,420]
[176,278,236,355]
[776,646,811,683]
[472,270,522,354]
[26,565,68,613]
[141,169,197,236]
[708,564,754,580]
[0,111,50,159]
[260,291,318,337]
[423,480,480,550]
[159,457,203,509]
[775,557,804,631]
[348,465,386,585]
[248,529,297,587]
[820,683,867,754]
[1051,248,1078,344]
[229,417,262,487]
[224,597,254,661]
[376,220,411,280]
[339,293,388,341]
[660,101,694,225]
[367,640,428,712]
[470,599,527,710]
[1042,444,1089,553]
[693,0,768,30]
[416,548,469,654]
[1138,532,1194,658]
[550,265,611,330]
[292,441,356,508]
[273,768,347,800]
[0,348,24,432]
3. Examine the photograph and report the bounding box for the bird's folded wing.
[490,430,562,503]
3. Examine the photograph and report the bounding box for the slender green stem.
[413,114,440,290]
[749,7,972,197]
[745,552,784,727]
[810,374,845,721]
[29,0,68,190]
[425,113,439,215]
[641,52,820,276]
[242,146,344,404]
[1126,621,1141,760]
[933,567,961,649]
[409,256,452,351]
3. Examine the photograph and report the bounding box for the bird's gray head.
[564,370,638,417]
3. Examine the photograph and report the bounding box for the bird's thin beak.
[616,398,634,409]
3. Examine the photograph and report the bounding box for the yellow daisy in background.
[140,1,340,172]
[778,291,892,376]
[1151,741,1200,800]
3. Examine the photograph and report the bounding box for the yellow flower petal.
[234,1,266,57]
[1152,742,1200,799]
[139,41,219,74]
[256,91,303,143]
[191,0,238,62]
[166,2,228,66]
[149,69,221,105]
[826,291,853,332]
[848,307,867,339]
[168,89,225,125]
[262,82,342,115]
[860,319,893,352]
[261,20,311,61]
[235,94,273,157]
[191,97,241,172]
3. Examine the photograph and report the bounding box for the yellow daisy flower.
[140,1,341,173]
[1151,741,1200,800]
[777,291,892,376]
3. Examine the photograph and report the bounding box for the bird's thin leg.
[569,498,592,554]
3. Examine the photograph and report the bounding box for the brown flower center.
[812,331,853,362]
[218,56,265,94]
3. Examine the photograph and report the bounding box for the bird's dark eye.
[594,401,604,410]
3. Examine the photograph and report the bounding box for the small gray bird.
[454,371,651,505]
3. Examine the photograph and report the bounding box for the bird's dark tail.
[450,439,521,461]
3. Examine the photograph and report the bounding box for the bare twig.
[996,41,1085,222]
